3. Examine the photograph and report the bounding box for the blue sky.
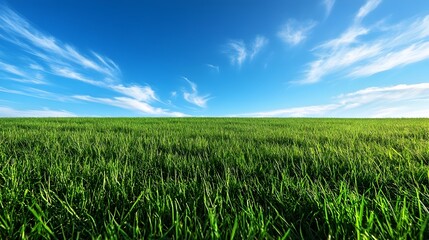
[1,0,429,117]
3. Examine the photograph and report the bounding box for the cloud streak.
[225,35,268,67]
[206,64,220,72]
[355,0,382,23]
[277,19,317,46]
[0,4,185,116]
[241,82,429,117]
[246,104,339,117]
[0,5,119,79]
[226,40,247,67]
[300,0,429,84]
[336,82,429,108]
[250,35,269,60]
[349,42,429,77]
[110,84,158,102]
[182,77,210,108]
[73,95,185,116]
[323,0,335,17]
[0,106,76,117]
[0,61,46,84]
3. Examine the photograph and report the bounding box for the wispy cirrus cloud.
[302,42,381,84]
[336,82,429,109]
[335,82,429,117]
[0,61,26,77]
[182,77,210,108]
[206,64,220,73]
[0,4,184,116]
[322,0,335,17]
[110,84,158,102]
[73,95,186,116]
[0,61,46,84]
[0,86,26,95]
[225,35,268,67]
[299,0,382,84]
[0,106,76,117]
[0,5,119,79]
[0,3,119,86]
[241,82,429,117]
[316,26,369,50]
[0,86,72,102]
[355,0,382,23]
[299,0,429,84]
[348,41,429,78]
[226,40,247,67]
[50,66,103,86]
[277,19,317,46]
[250,35,269,60]
[28,63,44,71]
[244,104,339,117]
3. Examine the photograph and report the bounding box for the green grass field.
[0,118,428,239]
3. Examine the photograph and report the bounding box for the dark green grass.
[0,118,428,239]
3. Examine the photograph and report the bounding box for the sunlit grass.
[0,118,428,239]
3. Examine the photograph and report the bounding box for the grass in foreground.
[0,118,428,239]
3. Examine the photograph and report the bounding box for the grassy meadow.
[0,118,428,239]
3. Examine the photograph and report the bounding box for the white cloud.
[0,4,184,116]
[0,5,119,79]
[336,83,429,117]
[250,35,268,60]
[91,51,120,75]
[225,35,268,67]
[0,4,118,87]
[50,66,103,86]
[0,106,76,117]
[355,0,382,23]
[323,0,335,17]
[316,26,369,50]
[226,40,247,67]
[0,61,26,77]
[240,82,429,117]
[0,86,72,102]
[206,64,220,72]
[0,86,25,95]
[337,82,429,107]
[182,77,210,108]
[109,84,158,102]
[73,95,186,116]
[302,43,381,84]
[277,19,317,46]
[29,63,44,71]
[300,1,429,84]
[0,61,46,84]
[246,104,340,117]
[374,108,429,118]
[50,65,159,103]
[349,42,429,77]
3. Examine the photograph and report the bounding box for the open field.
[0,118,428,239]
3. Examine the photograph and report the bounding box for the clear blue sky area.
[1,0,429,117]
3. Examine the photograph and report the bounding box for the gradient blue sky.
[1,0,429,117]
